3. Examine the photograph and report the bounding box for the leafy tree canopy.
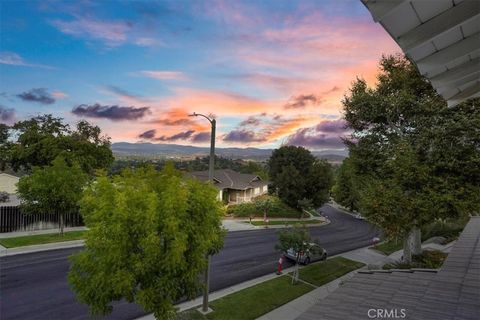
[9,115,113,174]
[268,146,333,208]
[343,54,480,239]
[17,156,89,234]
[331,157,360,212]
[68,164,225,319]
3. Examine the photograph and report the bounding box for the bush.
[422,218,468,243]
[382,250,447,270]
[227,195,300,218]
[0,191,9,203]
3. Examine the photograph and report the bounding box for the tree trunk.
[292,255,300,284]
[60,212,65,236]
[403,236,412,264]
[411,227,422,256]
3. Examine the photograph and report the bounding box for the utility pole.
[189,112,215,314]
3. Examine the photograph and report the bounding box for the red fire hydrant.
[276,256,284,275]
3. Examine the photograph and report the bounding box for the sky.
[0,0,399,151]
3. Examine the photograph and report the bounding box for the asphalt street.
[0,204,379,320]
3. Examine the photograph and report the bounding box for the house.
[0,172,20,194]
[188,169,269,204]
[297,216,480,320]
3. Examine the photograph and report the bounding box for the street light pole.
[189,112,215,313]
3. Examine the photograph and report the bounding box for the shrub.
[422,218,468,243]
[0,191,9,203]
[382,250,447,270]
[227,195,300,218]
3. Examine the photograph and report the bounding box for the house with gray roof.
[189,169,269,204]
[296,216,480,320]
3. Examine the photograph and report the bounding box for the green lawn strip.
[297,257,365,287]
[249,219,322,226]
[177,276,314,320]
[0,230,86,248]
[371,241,403,255]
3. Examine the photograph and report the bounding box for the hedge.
[226,195,301,218]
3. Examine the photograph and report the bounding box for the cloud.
[285,119,351,150]
[72,103,150,121]
[138,129,156,139]
[140,70,188,81]
[17,88,55,105]
[223,129,266,143]
[50,16,131,47]
[191,131,211,142]
[284,94,323,109]
[0,52,55,69]
[157,130,195,141]
[134,37,163,47]
[239,116,261,127]
[286,128,345,149]
[0,105,15,124]
[51,91,68,99]
[315,119,348,133]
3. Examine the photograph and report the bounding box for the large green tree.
[10,115,113,174]
[343,54,480,262]
[17,157,89,235]
[331,157,360,211]
[268,146,333,208]
[0,123,11,171]
[68,165,225,319]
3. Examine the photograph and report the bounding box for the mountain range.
[111,142,347,162]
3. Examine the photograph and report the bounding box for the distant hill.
[111,142,347,162]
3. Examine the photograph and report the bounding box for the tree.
[268,146,333,208]
[276,226,311,284]
[9,115,113,174]
[343,54,480,262]
[332,157,360,211]
[297,198,313,219]
[256,195,274,222]
[17,157,89,235]
[0,123,12,171]
[68,165,225,319]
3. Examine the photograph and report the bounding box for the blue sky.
[0,0,399,150]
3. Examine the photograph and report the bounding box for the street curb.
[236,218,331,230]
[0,240,85,257]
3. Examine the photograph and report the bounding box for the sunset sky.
[0,0,399,151]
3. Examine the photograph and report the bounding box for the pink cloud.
[51,16,131,46]
[140,70,189,81]
[51,91,68,99]
[0,52,56,69]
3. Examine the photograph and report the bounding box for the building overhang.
[361,0,480,107]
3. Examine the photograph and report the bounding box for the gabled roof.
[297,216,480,320]
[361,0,480,107]
[188,169,268,190]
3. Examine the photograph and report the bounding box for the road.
[0,204,379,320]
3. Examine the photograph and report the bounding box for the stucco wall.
[0,173,19,194]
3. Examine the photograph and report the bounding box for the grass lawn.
[298,257,365,287]
[0,230,86,248]
[248,219,322,226]
[178,276,314,320]
[178,257,365,319]
[371,241,403,255]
